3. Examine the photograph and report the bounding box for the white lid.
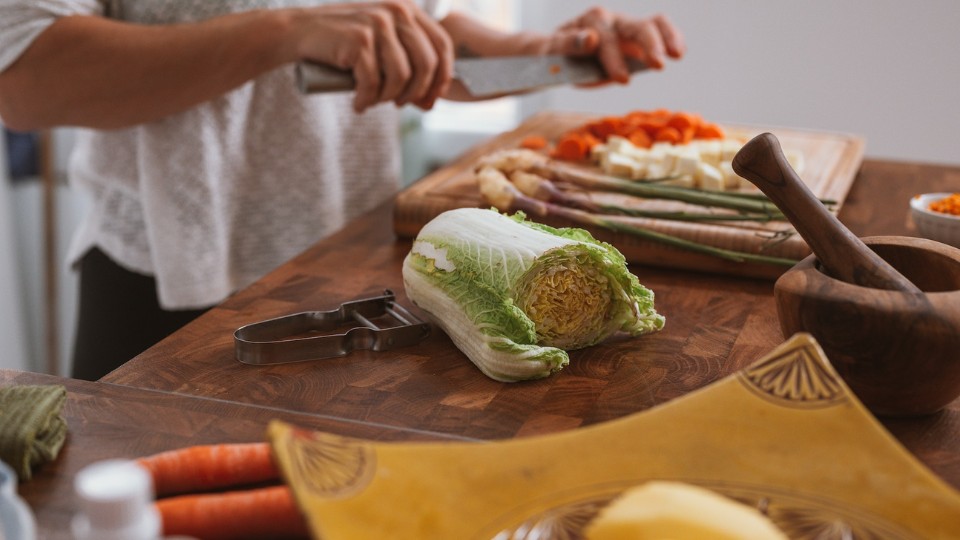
[0,461,37,540]
[71,460,160,540]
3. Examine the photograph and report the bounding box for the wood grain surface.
[98,158,960,491]
[394,111,866,280]
[2,370,465,540]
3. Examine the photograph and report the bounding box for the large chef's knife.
[295,55,647,97]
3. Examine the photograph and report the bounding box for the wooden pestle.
[732,133,922,294]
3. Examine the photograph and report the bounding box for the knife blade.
[295,55,647,97]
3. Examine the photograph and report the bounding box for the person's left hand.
[540,7,685,83]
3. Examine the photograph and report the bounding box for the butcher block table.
[8,113,960,536]
[95,152,960,491]
[2,369,466,539]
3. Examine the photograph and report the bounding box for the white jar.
[71,459,161,540]
[0,460,37,540]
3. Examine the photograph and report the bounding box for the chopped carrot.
[551,134,593,161]
[157,485,309,540]
[548,108,728,159]
[519,135,549,151]
[138,443,279,496]
[667,111,701,132]
[627,130,653,148]
[624,110,650,123]
[586,117,624,140]
[654,126,682,144]
[632,118,665,138]
[695,122,726,139]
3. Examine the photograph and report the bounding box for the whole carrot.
[138,442,279,496]
[157,485,309,540]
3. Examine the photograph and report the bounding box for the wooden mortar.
[775,236,960,416]
[733,133,960,416]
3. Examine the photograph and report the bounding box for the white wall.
[521,0,960,166]
[0,129,84,374]
[0,131,29,371]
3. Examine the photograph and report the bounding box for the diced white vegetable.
[696,140,722,167]
[605,135,633,154]
[695,162,725,191]
[645,161,671,180]
[670,146,700,177]
[602,151,642,178]
[720,139,743,161]
[654,144,677,172]
[590,143,609,163]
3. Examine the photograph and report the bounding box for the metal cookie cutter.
[234,290,430,365]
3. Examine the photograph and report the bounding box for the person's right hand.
[287,1,454,113]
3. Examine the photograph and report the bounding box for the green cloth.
[0,385,67,481]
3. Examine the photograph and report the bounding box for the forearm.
[441,11,546,59]
[0,11,299,131]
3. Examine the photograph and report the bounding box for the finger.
[652,13,686,59]
[596,25,629,83]
[410,8,454,110]
[578,8,628,83]
[546,28,600,56]
[367,8,413,104]
[614,18,667,70]
[352,39,382,113]
[393,11,440,105]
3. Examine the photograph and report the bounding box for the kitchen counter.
[7,155,960,538]
[101,157,960,484]
[1,369,466,540]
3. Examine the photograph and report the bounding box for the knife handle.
[296,62,355,94]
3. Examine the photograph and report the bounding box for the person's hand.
[288,1,454,112]
[543,7,685,83]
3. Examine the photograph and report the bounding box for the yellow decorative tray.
[268,333,960,539]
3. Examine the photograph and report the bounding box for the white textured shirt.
[0,0,423,309]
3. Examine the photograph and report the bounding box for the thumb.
[547,28,599,56]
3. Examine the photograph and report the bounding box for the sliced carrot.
[637,118,668,138]
[627,129,653,148]
[654,126,682,144]
[695,122,726,139]
[624,110,650,123]
[586,116,624,140]
[551,134,592,161]
[550,132,600,161]
[549,109,726,157]
[519,135,549,150]
[138,443,279,497]
[667,111,701,132]
[157,485,309,540]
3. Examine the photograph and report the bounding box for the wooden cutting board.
[394,111,865,280]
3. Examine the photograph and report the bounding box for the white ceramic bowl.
[910,192,960,248]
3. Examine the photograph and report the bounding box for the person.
[0,1,685,381]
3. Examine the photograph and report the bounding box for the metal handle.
[295,62,356,94]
